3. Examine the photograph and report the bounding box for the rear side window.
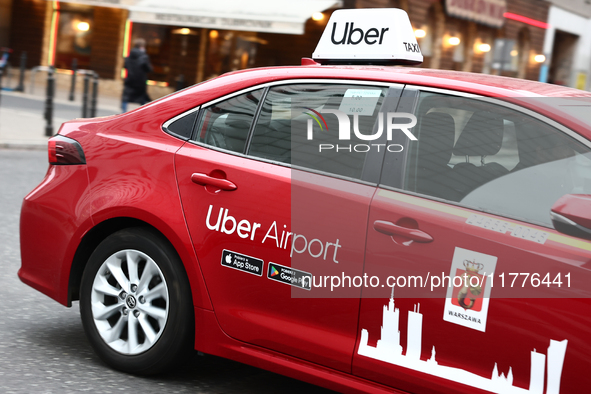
[400,91,591,227]
[194,89,263,154]
[164,110,198,140]
[248,84,388,180]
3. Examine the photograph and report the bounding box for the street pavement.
[0,92,336,392]
[0,89,123,150]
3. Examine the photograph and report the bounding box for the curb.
[0,141,48,150]
[1,88,123,114]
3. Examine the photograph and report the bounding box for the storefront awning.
[128,0,342,34]
[53,0,137,9]
[53,0,342,35]
[444,0,507,28]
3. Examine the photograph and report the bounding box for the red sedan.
[19,9,591,394]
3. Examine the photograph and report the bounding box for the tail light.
[48,135,86,165]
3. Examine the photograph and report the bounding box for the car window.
[164,109,198,140]
[399,91,591,227]
[194,89,263,154]
[248,83,388,180]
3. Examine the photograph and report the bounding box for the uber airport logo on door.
[267,263,312,291]
[221,249,264,276]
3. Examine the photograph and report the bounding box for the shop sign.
[445,0,507,28]
[129,11,304,34]
[491,38,517,71]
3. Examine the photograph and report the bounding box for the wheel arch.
[69,217,146,305]
[68,215,212,312]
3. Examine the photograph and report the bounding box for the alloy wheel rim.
[90,249,169,355]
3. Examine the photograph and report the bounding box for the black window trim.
[243,86,269,155]
[379,85,420,190]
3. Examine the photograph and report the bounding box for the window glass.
[194,89,263,154]
[402,91,591,227]
[54,4,93,70]
[249,84,388,179]
[165,110,197,140]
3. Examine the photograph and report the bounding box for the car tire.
[80,227,194,375]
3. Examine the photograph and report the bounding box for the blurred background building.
[0,0,589,96]
[541,0,591,89]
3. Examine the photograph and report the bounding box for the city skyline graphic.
[358,288,568,394]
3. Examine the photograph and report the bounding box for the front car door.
[354,88,591,393]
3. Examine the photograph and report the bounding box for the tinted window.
[400,91,591,227]
[249,84,388,180]
[165,110,198,140]
[194,89,263,154]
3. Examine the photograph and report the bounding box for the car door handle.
[191,173,237,191]
[373,220,433,243]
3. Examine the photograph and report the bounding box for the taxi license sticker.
[338,89,382,116]
[465,213,548,244]
[443,247,497,332]
[221,249,264,276]
[466,213,511,234]
[267,262,312,291]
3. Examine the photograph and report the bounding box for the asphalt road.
[0,149,335,393]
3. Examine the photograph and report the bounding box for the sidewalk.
[0,89,135,150]
[0,70,174,150]
[0,105,68,150]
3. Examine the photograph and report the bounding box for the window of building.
[130,24,170,83]
[128,24,203,86]
[54,4,93,70]
[548,30,579,86]
[204,31,266,81]
[400,91,591,227]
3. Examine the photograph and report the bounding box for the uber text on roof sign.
[330,22,390,46]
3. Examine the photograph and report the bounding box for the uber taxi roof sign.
[312,8,423,65]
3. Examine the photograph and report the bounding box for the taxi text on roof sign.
[312,8,423,65]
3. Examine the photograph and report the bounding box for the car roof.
[159,64,590,140]
[211,64,591,99]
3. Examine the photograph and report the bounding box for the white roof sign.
[312,8,423,65]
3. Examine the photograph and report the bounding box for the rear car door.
[353,88,591,393]
[174,81,399,372]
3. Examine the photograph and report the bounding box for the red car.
[19,9,591,394]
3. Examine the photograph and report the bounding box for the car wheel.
[80,227,194,375]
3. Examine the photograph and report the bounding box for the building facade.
[2,0,562,93]
[392,0,550,81]
[541,0,591,90]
